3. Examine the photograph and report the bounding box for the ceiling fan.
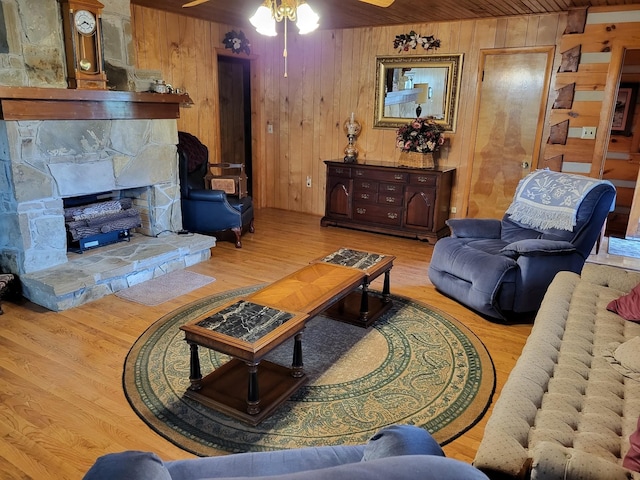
[182,0,395,8]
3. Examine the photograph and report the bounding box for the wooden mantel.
[0,86,192,121]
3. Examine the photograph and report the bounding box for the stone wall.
[0,0,157,90]
[0,119,181,274]
[0,0,183,276]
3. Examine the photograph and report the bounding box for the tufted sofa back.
[474,263,640,480]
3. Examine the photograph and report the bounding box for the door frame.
[214,48,264,207]
[462,46,555,217]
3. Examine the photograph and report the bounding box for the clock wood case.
[59,0,107,90]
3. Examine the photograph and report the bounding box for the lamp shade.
[296,3,319,34]
[415,83,429,104]
[250,4,277,36]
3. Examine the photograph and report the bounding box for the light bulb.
[250,5,278,36]
[296,3,319,34]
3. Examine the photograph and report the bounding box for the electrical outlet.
[581,126,596,139]
[306,176,312,187]
[450,206,457,214]
[267,123,274,134]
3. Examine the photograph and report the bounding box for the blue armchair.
[428,170,616,321]
[178,132,254,248]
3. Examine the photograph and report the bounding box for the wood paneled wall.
[542,5,640,237]
[131,6,567,216]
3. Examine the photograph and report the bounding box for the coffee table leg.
[359,280,370,324]
[382,269,391,303]
[246,362,260,415]
[187,342,202,391]
[291,332,304,378]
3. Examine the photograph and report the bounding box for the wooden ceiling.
[130,0,632,30]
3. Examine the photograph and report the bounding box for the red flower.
[395,118,445,153]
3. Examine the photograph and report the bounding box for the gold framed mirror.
[374,53,464,132]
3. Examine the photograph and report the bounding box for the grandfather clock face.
[60,0,107,89]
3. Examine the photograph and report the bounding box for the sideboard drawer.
[409,173,437,186]
[353,203,403,226]
[354,179,378,191]
[379,193,403,206]
[355,191,377,203]
[379,183,401,193]
[328,166,352,177]
[354,169,408,183]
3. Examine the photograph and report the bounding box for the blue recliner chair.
[428,170,616,321]
[177,131,254,248]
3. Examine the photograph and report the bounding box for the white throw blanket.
[505,169,613,231]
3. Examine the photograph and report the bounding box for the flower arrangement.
[393,31,440,53]
[396,118,445,153]
[223,30,251,55]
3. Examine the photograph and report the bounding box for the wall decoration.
[393,31,440,53]
[549,120,569,145]
[558,45,581,73]
[611,83,638,136]
[223,30,251,55]
[553,83,575,109]
[374,54,463,131]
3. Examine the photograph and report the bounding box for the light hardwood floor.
[0,208,534,479]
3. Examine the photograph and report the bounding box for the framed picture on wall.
[611,83,638,136]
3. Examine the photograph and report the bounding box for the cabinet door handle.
[417,176,428,183]
[385,197,396,203]
[387,212,398,219]
[356,171,364,176]
[361,182,371,189]
[394,174,403,180]
[360,193,370,200]
[335,168,344,174]
[356,208,366,214]
[385,185,397,191]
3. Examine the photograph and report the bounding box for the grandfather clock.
[59,0,107,89]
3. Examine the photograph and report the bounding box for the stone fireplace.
[0,1,216,310]
[1,118,182,273]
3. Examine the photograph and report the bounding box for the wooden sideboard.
[321,160,455,243]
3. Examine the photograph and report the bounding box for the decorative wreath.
[393,31,440,53]
[223,30,251,55]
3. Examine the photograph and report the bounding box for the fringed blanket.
[506,169,612,231]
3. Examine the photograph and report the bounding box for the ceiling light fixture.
[250,0,319,77]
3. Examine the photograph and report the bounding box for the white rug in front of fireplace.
[115,270,216,306]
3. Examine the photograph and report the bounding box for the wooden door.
[218,55,253,195]
[466,47,554,219]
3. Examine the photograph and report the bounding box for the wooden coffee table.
[180,248,394,424]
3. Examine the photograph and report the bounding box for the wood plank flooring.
[0,208,534,479]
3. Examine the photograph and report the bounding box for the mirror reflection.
[374,54,464,132]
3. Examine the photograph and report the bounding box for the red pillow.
[624,417,640,472]
[607,282,640,322]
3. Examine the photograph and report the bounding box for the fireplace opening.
[63,190,143,253]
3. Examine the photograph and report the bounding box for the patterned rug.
[123,286,495,455]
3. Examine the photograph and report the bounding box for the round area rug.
[123,286,495,455]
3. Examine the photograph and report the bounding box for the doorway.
[217,55,253,196]
[466,47,554,218]
[603,48,640,240]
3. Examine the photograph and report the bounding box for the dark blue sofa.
[82,425,488,479]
